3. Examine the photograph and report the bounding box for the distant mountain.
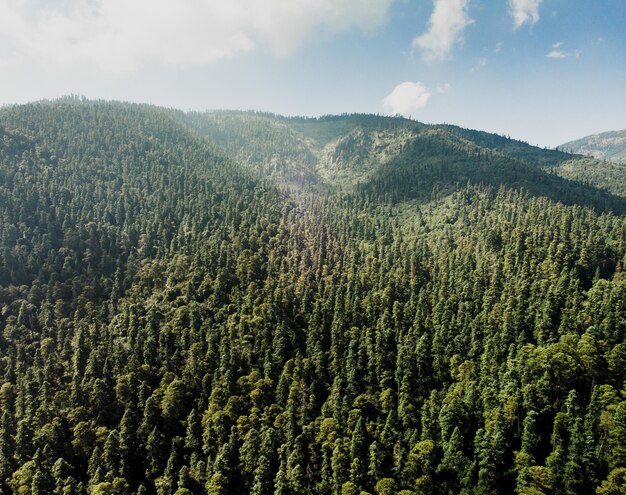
[181,110,626,203]
[560,129,626,162]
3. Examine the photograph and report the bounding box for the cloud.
[382,81,432,116]
[0,0,392,75]
[546,50,567,59]
[471,56,487,72]
[509,0,542,29]
[436,82,451,94]
[412,0,473,62]
[546,42,580,59]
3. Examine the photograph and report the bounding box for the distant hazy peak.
[560,129,626,163]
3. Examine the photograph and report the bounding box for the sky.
[0,0,625,147]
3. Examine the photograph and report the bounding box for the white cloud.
[436,82,451,94]
[412,0,473,62]
[546,49,567,59]
[382,81,432,116]
[471,56,487,72]
[0,0,392,75]
[509,0,542,29]
[546,42,580,59]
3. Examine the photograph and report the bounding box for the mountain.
[0,98,625,495]
[182,110,626,202]
[560,129,626,162]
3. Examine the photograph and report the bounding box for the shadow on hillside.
[360,142,626,215]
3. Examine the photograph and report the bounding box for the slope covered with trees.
[561,130,626,163]
[183,111,626,202]
[1,98,625,495]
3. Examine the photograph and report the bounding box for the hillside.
[182,111,626,204]
[0,98,626,495]
[561,130,626,163]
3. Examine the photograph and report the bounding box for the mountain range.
[177,109,626,202]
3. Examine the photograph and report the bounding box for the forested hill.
[1,98,626,495]
[181,110,626,201]
[561,130,626,163]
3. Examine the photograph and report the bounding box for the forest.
[0,97,625,495]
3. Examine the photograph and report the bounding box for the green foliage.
[0,99,625,494]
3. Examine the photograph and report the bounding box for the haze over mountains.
[181,109,626,201]
[1,98,626,495]
[560,130,626,163]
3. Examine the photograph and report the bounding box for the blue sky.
[0,0,624,147]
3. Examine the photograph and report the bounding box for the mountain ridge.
[560,129,626,163]
[4,97,626,203]
[177,108,626,210]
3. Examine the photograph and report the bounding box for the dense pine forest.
[1,97,626,495]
